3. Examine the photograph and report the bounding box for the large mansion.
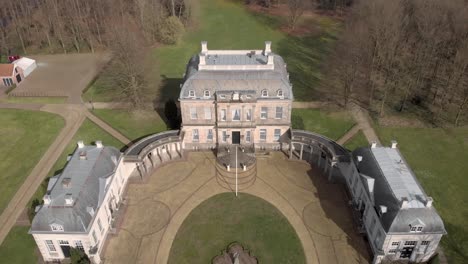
[30,42,445,264]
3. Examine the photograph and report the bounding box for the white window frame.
[98,218,103,233]
[232,109,241,121]
[245,131,251,143]
[221,109,226,121]
[92,230,98,244]
[259,129,267,142]
[207,129,213,142]
[204,90,210,98]
[261,90,268,97]
[188,90,195,97]
[222,131,227,143]
[260,107,268,119]
[74,240,84,251]
[246,109,252,121]
[274,129,281,141]
[204,107,211,119]
[50,223,64,232]
[45,240,56,252]
[192,129,199,142]
[277,89,283,97]
[190,107,197,120]
[275,106,283,119]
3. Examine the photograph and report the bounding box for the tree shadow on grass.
[156,75,183,105]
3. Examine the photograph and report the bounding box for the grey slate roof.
[31,145,121,233]
[353,147,445,234]
[179,54,293,100]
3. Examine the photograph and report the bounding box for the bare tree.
[287,0,305,29]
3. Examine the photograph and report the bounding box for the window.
[277,90,283,97]
[246,109,252,121]
[417,226,423,232]
[275,107,283,119]
[221,109,226,121]
[190,107,197,119]
[45,240,56,252]
[188,90,195,97]
[192,129,199,142]
[421,241,430,246]
[204,90,210,97]
[232,109,241,121]
[261,90,268,97]
[74,240,84,251]
[260,129,267,141]
[98,219,103,233]
[204,107,211,119]
[404,241,417,246]
[245,131,251,143]
[410,225,423,232]
[58,240,69,246]
[389,249,397,254]
[274,129,281,141]
[260,107,268,119]
[50,223,64,232]
[207,129,213,142]
[92,231,98,244]
[391,242,400,246]
[222,131,227,143]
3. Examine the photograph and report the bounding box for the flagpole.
[235,146,238,197]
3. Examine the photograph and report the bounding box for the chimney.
[371,142,377,148]
[61,178,72,188]
[401,198,409,209]
[264,41,272,55]
[43,195,51,205]
[65,194,74,205]
[357,156,363,162]
[77,140,84,148]
[267,54,274,65]
[79,151,87,160]
[426,197,433,208]
[96,140,103,148]
[86,206,95,216]
[201,41,208,53]
[380,205,388,214]
[199,54,206,65]
[391,140,398,149]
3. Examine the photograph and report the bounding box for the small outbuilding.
[0,64,22,87]
[13,57,37,77]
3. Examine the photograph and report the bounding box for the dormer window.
[277,90,283,97]
[261,90,268,97]
[410,225,423,232]
[188,90,195,97]
[204,90,210,98]
[409,218,425,232]
[50,223,64,232]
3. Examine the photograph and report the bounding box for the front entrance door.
[61,246,71,258]
[400,247,414,259]
[232,131,240,144]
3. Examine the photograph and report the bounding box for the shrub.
[158,16,185,45]
[70,247,90,264]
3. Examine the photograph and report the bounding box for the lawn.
[343,130,368,150]
[376,126,468,263]
[291,108,355,140]
[3,96,67,104]
[168,192,305,264]
[92,109,167,141]
[84,0,340,102]
[0,109,64,214]
[0,118,127,263]
[0,226,37,264]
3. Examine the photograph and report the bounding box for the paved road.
[0,103,131,245]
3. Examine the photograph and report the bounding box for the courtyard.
[103,151,370,264]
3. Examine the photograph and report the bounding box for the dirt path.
[336,124,361,145]
[0,103,131,245]
[348,103,381,145]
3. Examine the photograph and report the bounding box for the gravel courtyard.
[103,151,370,264]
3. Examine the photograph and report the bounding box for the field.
[0,226,37,264]
[92,109,167,141]
[376,126,468,263]
[84,0,340,102]
[291,108,355,140]
[168,192,305,263]
[0,109,64,214]
[343,130,368,150]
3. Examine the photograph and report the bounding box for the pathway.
[0,103,131,245]
[348,103,381,145]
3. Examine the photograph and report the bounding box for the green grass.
[343,130,368,150]
[0,226,37,264]
[168,192,305,264]
[92,109,167,141]
[376,126,468,263]
[0,109,64,214]
[4,97,67,104]
[84,0,340,102]
[291,108,355,140]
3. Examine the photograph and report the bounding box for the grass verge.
[343,130,368,150]
[292,108,355,140]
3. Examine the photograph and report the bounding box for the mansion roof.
[31,143,121,233]
[179,42,293,100]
